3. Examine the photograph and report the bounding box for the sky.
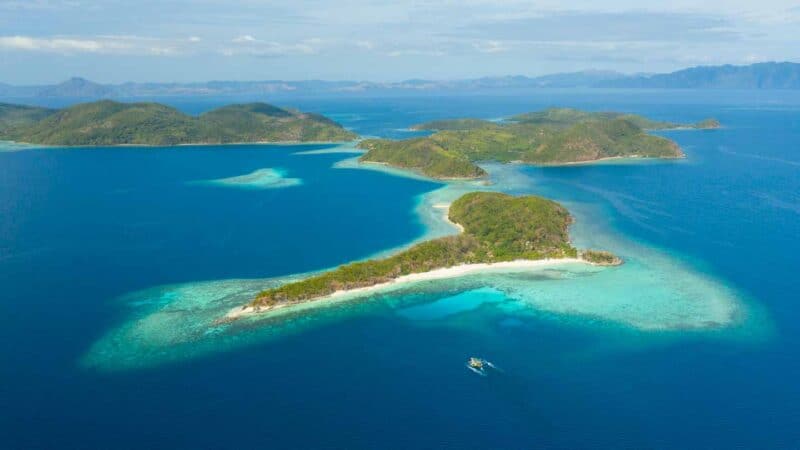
[0,0,798,84]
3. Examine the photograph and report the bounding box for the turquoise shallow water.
[200,167,302,189]
[82,159,753,371]
[397,287,508,321]
[2,91,800,448]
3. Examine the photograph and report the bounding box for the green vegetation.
[0,100,357,146]
[358,138,487,179]
[199,103,357,143]
[580,250,622,265]
[510,107,717,130]
[359,108,696,179]
[252,192,588,308]
[0,103,55,132]
[517,119,681,164]
[695,118,721,129]
[411,118,498,131]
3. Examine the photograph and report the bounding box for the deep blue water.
[2,90,800,449]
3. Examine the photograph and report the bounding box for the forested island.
[238,192,620,313]
[359,108,719,179]
[0,100,356,146]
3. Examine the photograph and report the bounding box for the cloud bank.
[0,1,798,82]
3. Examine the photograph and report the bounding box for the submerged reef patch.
[84,159,757,371]
[200,168,302,189]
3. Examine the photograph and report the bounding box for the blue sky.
[0,0,798,83]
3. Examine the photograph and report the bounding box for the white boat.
[466,357,494,376]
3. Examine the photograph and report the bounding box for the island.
[504,107,720,130]
[0,100,357,146]
[0,103,55,131]
[410,118,499,131]
[693,118,722,129]
[357,137,489,179]
[228,191,620,317]
[358,108,720,179]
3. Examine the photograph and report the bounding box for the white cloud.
[738,7,800,25]
[472,40,509,53]
[0,34,230,57]
[0,35,192,55]
[386,48,446,57]
[148,46,178,56]
[355,40,375,50]
[232,34,257,43]
[0,36,109,52]
[0,0,81,11]
[226,35,322,56]
[455,11,739,43]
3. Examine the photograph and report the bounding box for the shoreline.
[357,160,486,181]
[221,157,630,323]
[532,154,686,167]
[360,156,685,178]
[432,203,465,233]
[80,145,753,371]
[0,139,359,149]
[220,159,622,322]
[224,257,591,321]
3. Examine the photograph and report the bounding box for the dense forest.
[0,100,357,145]
[251,192,618,308]
[359,108,718,179]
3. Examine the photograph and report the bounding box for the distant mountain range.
[1,62,798,99]
[597,62,800,89]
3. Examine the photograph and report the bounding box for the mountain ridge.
[1,62,797,99]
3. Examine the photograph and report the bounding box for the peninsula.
[359,108,718,179]
[0,100,357,146]
[232,192,620,316]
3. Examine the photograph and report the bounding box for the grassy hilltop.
[507,107,719,130]
[359,108,718,179]
[0,103,55,131]
[250,192,617,308]
[358,138,488,179]
[0,100,357,146]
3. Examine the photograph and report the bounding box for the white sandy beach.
[432,203,465,233]
[224,258,588,320]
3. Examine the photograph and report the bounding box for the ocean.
[2,89,800,448]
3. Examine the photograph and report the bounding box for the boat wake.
[484,361,501,372]
[467,365,486,376]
